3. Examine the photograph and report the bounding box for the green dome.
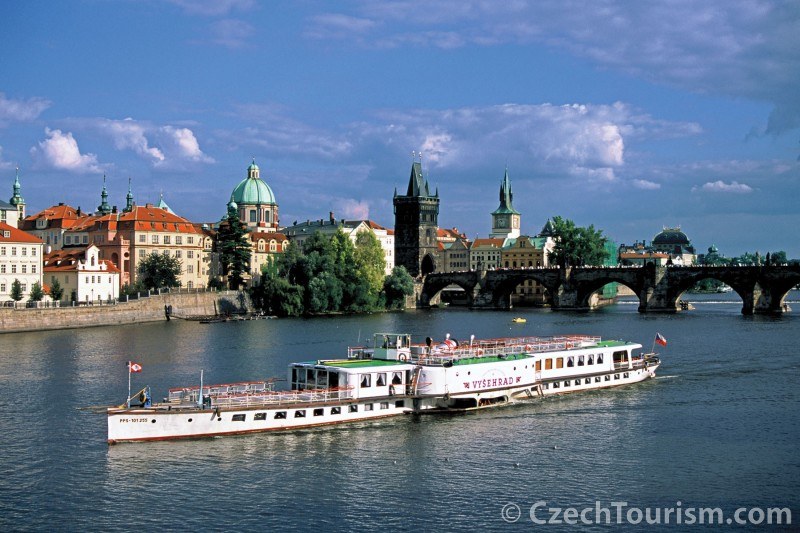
[231,160,276,206]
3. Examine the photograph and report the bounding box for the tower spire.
[9,166,26,220]
[124,177,134,212]
[97,175,111,215]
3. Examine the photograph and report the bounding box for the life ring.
[138,391,147,404]
[525,344,532,352]
[398,353,408,362]
[475,348,483,356]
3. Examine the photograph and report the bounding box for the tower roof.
[231,159,276,206]
[491,167,520,215]
[404,161,435,197]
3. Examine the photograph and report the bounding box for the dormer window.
[36,219,47,229]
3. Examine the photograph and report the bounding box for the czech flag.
[655,333,667,347]
[128,361,143,373]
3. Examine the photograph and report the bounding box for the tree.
[216,208,252,289]
[137,251,182,290]
[547,216,609,267]
[383,266,415,309]
[28,281,44,302]
[10,279,23,302]
[48,278,64,301]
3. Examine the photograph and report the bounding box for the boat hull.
[108,397,411,443]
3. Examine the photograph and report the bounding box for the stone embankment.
[0,290,252,334]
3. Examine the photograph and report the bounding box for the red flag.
[655,333,667,347]
[129,361,143,373]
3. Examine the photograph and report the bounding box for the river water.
[1,293,798,531]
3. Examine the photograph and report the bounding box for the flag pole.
[127,361,132,408]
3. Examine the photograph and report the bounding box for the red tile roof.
[0,222,44,243]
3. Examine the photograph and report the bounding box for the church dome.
[652,227,690,246]
[231,159,276,206]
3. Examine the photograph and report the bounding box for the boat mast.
[127,361,132,408]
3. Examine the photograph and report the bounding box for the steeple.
[97,175,112,215]
[247,158,260,180]
[9,167,25,220]
[490,167,521,239]
[124,177,134,213]
[156,191,173,213]
[493,167,520,215]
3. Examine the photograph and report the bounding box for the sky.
[1,0,798,258]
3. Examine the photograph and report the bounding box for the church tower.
[490,167,520,239]
[9,167,25,221]
[393,158,439,277]
[97,175,112,215]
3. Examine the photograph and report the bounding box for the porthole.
[151,419,156,423]
[188,418,193,422]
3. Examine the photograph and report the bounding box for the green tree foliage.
[547,216,609,267]
[250,229,395,316]
[48,278,64,301]
[10,279,23,301]
[137,251,182,290]
[383,265,415,309]
[28,281,44,302]
[217,210,252,289]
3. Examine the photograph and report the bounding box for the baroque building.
[230,160,279,230]
[393,161,439,277]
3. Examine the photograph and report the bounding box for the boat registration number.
[118,418,149,423]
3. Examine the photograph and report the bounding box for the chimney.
[77,207,82,216]
[329,211,335,223]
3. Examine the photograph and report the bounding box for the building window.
[187,250,194,259]
[0,246,5,255]
[152,235,159,244]
[187,264,193,274]
[187,236,194,244]
[164,235,171,245]
[21,248,26,256]
[21,265,26,274]
[11,247,16,256]
[11,265,16,274]
[0,283,5,293]
[20,283,26,292]
[249,210,257,223]
[82,236,88,244]
[139,249,145,258]
[175,250,182,259]
[176,236,182,245]
[139,234,146,243]
[0,265,5,273]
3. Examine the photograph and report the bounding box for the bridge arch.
[420,273,479,307]
[489,271,559,308]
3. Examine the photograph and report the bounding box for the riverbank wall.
[0,290,252,334]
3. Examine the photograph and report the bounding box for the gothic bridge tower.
[393,160,439,277]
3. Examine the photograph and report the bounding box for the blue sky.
[1,0,798,257]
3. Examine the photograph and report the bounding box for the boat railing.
[416,335,602,365]
[201,385,357,408]
[167,379,285,404]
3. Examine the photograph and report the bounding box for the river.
[1,292,798,531]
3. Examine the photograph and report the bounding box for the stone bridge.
[419,264,800,314]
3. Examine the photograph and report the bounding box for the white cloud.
[694,180,754,193]
[30,128,103,173]
[0,93,51,127]
[99,118,165,162]
[160,126,215,163]
[338,198,371,219]
[632,179,661,190]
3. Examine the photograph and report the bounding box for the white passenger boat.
[107,332,660,443]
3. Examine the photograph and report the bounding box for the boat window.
[380,402,389,409]
[604,375,611,381]
[588,355,594,365]
[564,380,570,387]
[556,358,564,369]
[349,405,358,413]
[329,372,339,389]
[567,357,574,367]
[597,354,604,364]
[360,374,371,388]
[585,378,591,384]
[577,355,584,366]
[294,410,306,418]
[275,411,287,419]
[535,360,542,371]
[543,383,549,390]
[232,414,246,422]
[545,359,553,370]
[594,377,601,383]
[394,400,405,408]
[254,413,267,421]
[365,404,374,411]
[553,382,560,389]
[624,372,629,378]
[316,371,328,388]
[376,373,387,387]
[331,407,341,415]
[613,350,628,363]
[392,372,403,385]
[313,408,324,416]
[614,374,620,380]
